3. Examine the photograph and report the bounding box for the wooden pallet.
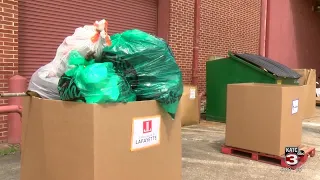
[221,144,316,170]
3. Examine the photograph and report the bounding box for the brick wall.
[168,0,195,84]
[198,0,261,93]
[169,0,261,94]
[0,0,261,142]
[0,0,18,142]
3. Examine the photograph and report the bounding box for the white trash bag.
[28,63,61,99]
[28,19,111,99]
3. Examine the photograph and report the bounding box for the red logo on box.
[143,120,152,133]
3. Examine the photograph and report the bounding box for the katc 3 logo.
[285,147,305,166]
[285,153,299,166]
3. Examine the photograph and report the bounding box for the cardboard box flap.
[294,69,316,85]
[307,69,316,85]
[293,69,307,85]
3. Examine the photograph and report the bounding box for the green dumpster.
[206,52,301,122]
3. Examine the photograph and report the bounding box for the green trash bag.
[58,51,136,104]
[100,29,183,118]
[67,50,95,67]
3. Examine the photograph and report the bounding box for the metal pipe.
[8,75,27,144]
[0,105,22,116]
[191,0,200,85]
[259,0,268,56]
[0,92,27,97]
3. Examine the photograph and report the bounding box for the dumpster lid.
[234,53,301,79]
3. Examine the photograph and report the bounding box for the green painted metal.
[206,52,299,122]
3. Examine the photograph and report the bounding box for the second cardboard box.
[225,83,303,156]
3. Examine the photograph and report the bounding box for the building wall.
[169,0,261,94]
[198,0,261,93]
[168,0,195,84]
[0,0,261,142]
[266,0,320,73]
[0,0,18,142]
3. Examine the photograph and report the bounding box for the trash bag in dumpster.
[100,29,183,118]
[58,51,136,104]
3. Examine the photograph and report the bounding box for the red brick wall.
[0,0,18,142]
[169,0,261,94]
[0,0,261,142]
[168,0,195,84]
[198,0,261,93]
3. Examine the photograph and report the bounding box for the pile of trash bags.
[28,19,183,118]
[57,50,136,104]
[28,19,111,100]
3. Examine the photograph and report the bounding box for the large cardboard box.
[176,85,200,126]
[225,83,303,156]
[20,97,181,180]
[293,69,316,119]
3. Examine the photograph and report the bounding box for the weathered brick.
[3,50,17,54]
[0,54,14,58]
[197,0,261,93]
[3,41,17,46]
[0,0,18,142]
[0,20,13,26]
[3,0,17,6]
[0,37,14,42]
[2,131,7,136]
[169,0,261,94]
[0,62,13,66]
[3,25,17,31]
[0,87,8,92]
[3,58,18,63]
[0,11,13,18]
[3,34,18,39]
[4,66,17,70]
[168,0,194,84]
[1,2,13,9]
[0,29,14,34]
[3,7,17,14]
[3,17,18,23]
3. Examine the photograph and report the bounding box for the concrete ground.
[1,111,320,180]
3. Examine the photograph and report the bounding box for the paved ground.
[1,110,320,180]
[182,121,320,180]
[0,153,19,180]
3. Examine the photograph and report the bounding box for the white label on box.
[131,116,161,151]
[316,88,320,97]
[292,99,299,115]
[190,88,196,99]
